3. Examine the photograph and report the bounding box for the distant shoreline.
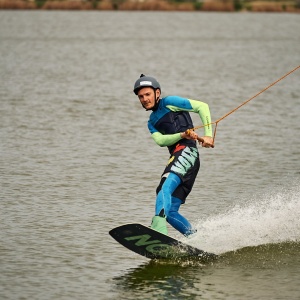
[0,0,299,13]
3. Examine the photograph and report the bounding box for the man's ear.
[155,89,161,99]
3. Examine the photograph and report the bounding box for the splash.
[187,181,300,255]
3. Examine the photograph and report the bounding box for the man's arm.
[188,99,212,137]
[150,131,182,147]
[165,96,213,137]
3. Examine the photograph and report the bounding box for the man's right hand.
[181,130,214,148]
[180,130,198,141]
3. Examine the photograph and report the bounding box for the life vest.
[154,110,196,153]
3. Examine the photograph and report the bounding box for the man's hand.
[180,130,198,141]
[181,130,214,148]
[199,136,214,148]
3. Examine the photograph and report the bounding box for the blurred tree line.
[29,0,300,10]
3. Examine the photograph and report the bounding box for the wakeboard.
[109,223,217,261]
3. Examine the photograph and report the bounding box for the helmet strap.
[151,89,161,111]
[151,95,160,111]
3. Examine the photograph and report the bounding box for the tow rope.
[189,65,300,145]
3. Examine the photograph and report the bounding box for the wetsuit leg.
[167,196,195,236]
[155,172,181,217]
[155,172,195,236]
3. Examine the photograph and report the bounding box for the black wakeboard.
[109,223,217,261]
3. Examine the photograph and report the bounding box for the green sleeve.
[166,99,213,137]
[189,99,213,137]
[151,132,182,147]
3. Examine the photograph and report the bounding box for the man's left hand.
[199,136,214,148]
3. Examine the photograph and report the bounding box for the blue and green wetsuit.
[148,95,212,236]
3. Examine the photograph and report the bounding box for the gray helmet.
[133,74,161,95]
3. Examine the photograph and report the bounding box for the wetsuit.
[148,95,212,236]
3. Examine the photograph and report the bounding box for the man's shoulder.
[162,95,192,111]
[163,95,185,102]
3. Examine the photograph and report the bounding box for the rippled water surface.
[1,11,300,300]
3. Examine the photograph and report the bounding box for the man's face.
[137,87,160,110]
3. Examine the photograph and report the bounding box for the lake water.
[1,10,300,300]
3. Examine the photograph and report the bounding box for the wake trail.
[187,181,300,255]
